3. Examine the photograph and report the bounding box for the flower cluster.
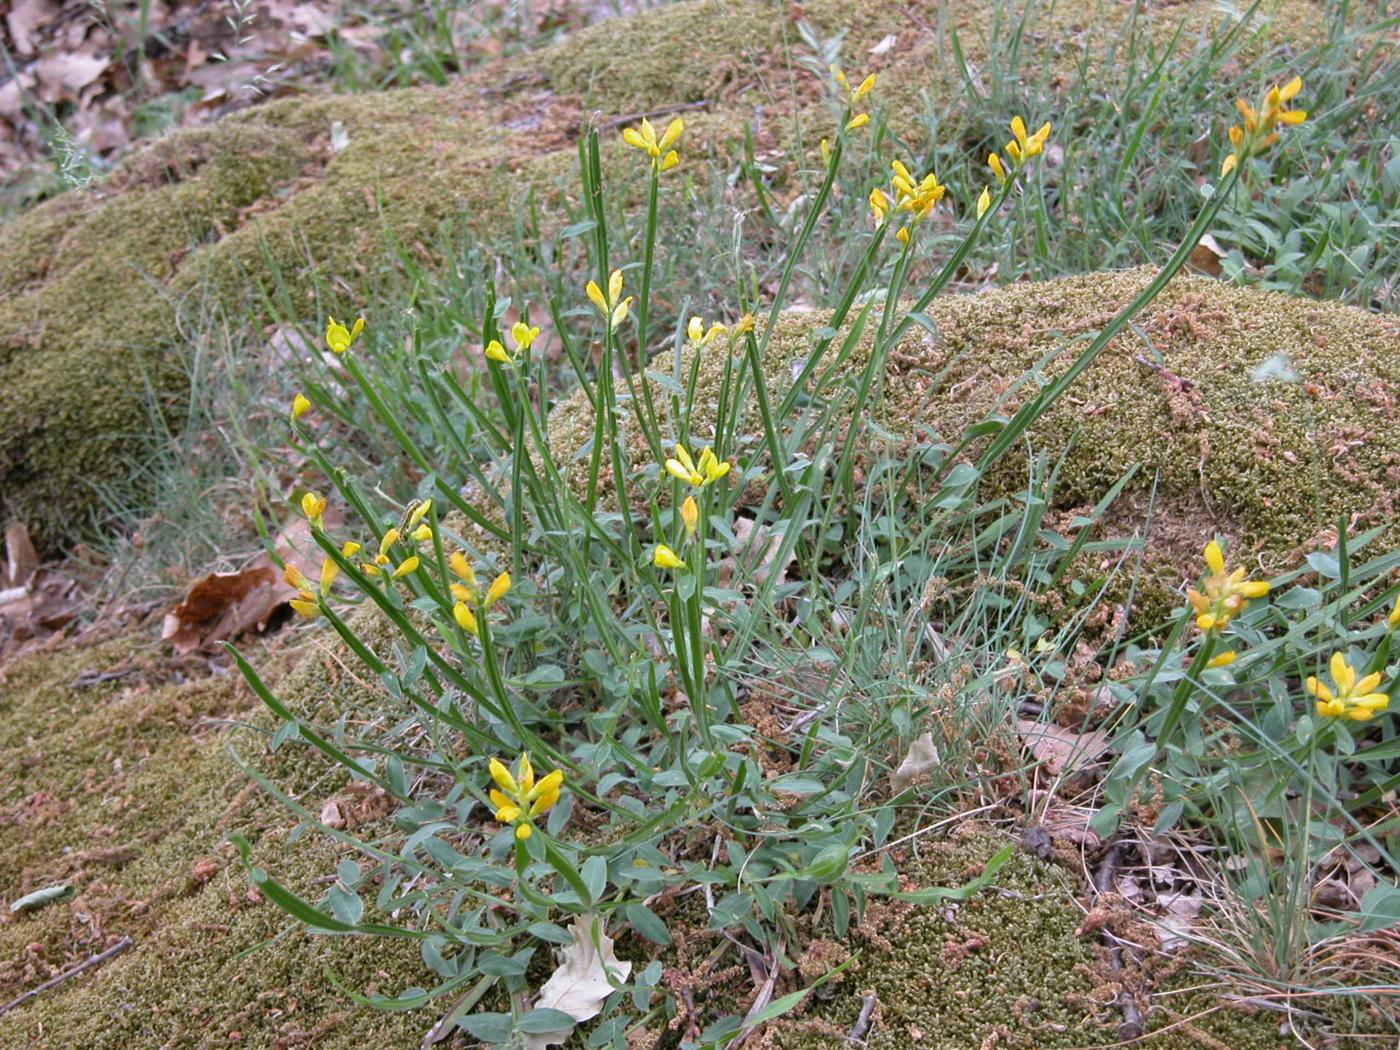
[1221,77,1306,177]
[1187,540,1269,632]
[664,443,730,488]
[831,66,876,131]
[449,552,511,637]
[978,116,1052,218]
[488,753,564,840]
[869,160,945,244]
[486,320,541,365]
[283,539,361,619]
[1308,652,1389,722]
[586,270,633,331]
[622,116,683,173]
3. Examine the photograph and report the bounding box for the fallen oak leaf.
[522,914,632,1049]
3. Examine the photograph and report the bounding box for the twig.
[597,100,711,130]
[727,939,784,1049]
[1092,843,1145,1040]
[848,991,878,1044]
[0,935,133,1017]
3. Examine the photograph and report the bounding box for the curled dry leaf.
[160,514,327,653]
[1016,719,1110,776]
[523,914,632,1050]
[890,732,940,793]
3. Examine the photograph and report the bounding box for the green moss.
[0,631,429,1050]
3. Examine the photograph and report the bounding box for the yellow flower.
[283,564,313,592]
[378,527,401,565]
[301,491,327,527]
[987,152,1007,185]
[1186,539,1269,632]
[585,269,632,330]
[890,160,944,221]
[450,551,478,590]
[289,593,319,618]
[484,339,510,363]
[487,754,563,840]
[407,500,432,527]
[819,138,831,166]
[869,187,890,227]
[291,393,311,422]
[831,66,875,103]
[622,116,684,172]
[1388,594,1400,630]
[845,113,869,132]
[410,523,433,543]
[340,540,362,558]
[895,226,909,245]
[687,316,725,347]
[976,186,991,219]
[1307,651,1388,721]
[653,544,685,570]
[664,443,729,488]
[392,556,420,579]
[325,316,365,354]
[1207,650,1237,668]
[681,495,698,538]
[485,572,511,608]
[1221,77,1305,178]
[454,601,479,636]
[734,314,756,336]
[1003,116,1051,165]
[319,556,339,595]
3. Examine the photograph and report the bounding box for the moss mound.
[0,0,1323,554]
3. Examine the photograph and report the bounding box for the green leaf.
[459,1012,513,1043]
[625,902,671,945]
[1358,883,1400,933]
[892,844,1014,905]
[518,1007,579,1034]
[9,883,74,913]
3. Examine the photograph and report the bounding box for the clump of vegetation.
[219,64,1399,1048]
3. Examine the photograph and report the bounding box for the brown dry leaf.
[1188,233,1226,277]
[890,732,940,793]
[1016,719,1110,776]
[160,564,287,654]
[6,0,60,57]
[4,522,39,588]
[34,50,110,100]
[1155,890,1202,951]
[160,509,332,652]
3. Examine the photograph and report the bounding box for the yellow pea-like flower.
[622,116,684,171]
[1207,650,1236,668]
[988,153,1006,185]
[485,754,564,840]
[291,393,311,421]
[379,528,400,558]
[325,316,365,354]
[410,523,432,543]
[484,339,510,363]
[845,113,869,132]
[454,601,479,636]
[869,187,890,227]
[289,593,320,618]
[976,186,991,219]
[681,495,698,537]
[653,544,685,570]
[319,556,339,595]
[485,572,511,608]
[586,270,631,329]
[392,556,420,579]
[301,491,327,527]
[1187,538,1269,632]
[511,321,540,351]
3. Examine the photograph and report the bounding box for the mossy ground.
[0,0,1329,554]
[0,624,431,1049]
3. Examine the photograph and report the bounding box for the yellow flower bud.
[291,393,311,421]
[653,544,685,570]
[485,572,511,608]
[681,495,698,537]
[454,601,479,636]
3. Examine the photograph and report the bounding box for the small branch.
[1092,843,1145,1040]
[0,935,133,1018]
[597,100,711,130]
